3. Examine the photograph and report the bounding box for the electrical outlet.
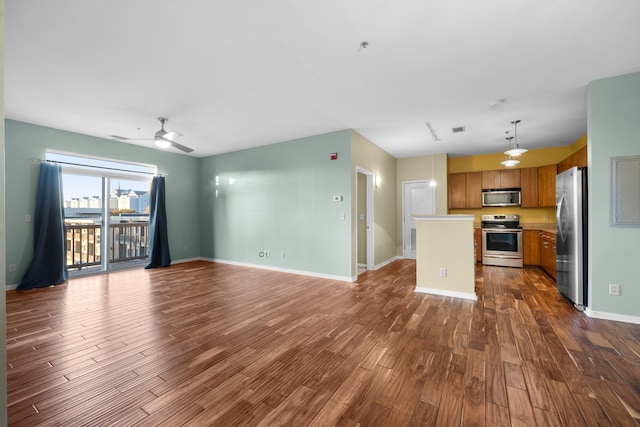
[439,267,447,277]
[9,264,17,273]
[608,283,620,296]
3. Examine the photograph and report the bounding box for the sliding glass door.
[48,152,155,275]
[63,174,105,273]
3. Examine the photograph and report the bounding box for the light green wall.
[396,153,448,254]
[1,0,9,420]
[4,120,201,286]
[587,71,640,317]
[199,130,353,279]
[351,130,398,270]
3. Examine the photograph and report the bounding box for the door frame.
[402,180,436,259]
[59,165,153,275]
[356,167,374,271]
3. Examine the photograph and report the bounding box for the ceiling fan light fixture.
[154,136,171,148]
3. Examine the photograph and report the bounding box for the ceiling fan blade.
[110,135,153,142]
[163,130,182,141]
[112,117,191,152]
[169,140,194,153]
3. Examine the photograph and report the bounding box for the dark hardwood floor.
[5,260,640,426]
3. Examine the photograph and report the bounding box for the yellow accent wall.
[448,206,557,226]
[448,145,573,173]
[446,135,587,226]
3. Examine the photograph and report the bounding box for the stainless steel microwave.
[482,189,521,207]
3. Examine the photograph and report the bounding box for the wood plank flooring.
[5,260,640,426]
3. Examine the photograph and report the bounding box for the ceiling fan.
[110,117,194,153]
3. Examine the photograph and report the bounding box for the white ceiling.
[5,1,640,158]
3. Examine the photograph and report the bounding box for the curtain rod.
[33,158,167,177]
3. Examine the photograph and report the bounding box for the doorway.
[356,167,374,273]
[402,180,436,259]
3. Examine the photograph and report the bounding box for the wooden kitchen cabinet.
[474,228,482,263]
[466,172,482,208]
[482,169,521,189]
[520,167,539,208]
[448,173,467,209]
[521,165,556,208]
[537,164,557,207]
[540,231,556,279]
[523,230,540,265]
[557,145,587,174]
[448,172,482,209]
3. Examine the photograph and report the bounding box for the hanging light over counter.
[501,119,526,167]
[504,119,527,156]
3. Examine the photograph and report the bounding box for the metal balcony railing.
[65,221,149,270]
[110,222,149,263]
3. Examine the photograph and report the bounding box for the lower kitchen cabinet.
[474,229,482,263]
[523,230,540,265]
[539,231,556,279]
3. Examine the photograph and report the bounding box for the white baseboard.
[374,256,402,270]
[172,257,205,264]
[415,286,478,301]
[584,307,640,325]
[208,258,355,282]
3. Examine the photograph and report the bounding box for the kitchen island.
[414,215,476,300]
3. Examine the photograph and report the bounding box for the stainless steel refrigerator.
[556,166,588,310]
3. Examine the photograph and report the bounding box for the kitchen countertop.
[522,223,556,234]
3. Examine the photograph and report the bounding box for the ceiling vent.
[452,126,466,134]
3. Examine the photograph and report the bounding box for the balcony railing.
[110,222,149,263]
[65,220,149,270]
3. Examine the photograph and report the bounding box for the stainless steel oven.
[481,214,523,268]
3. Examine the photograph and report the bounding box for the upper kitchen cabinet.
[466,172,482,208]
[521,165,557,208]
[482,169,521,189]
[537,164,557,207]
[520,167,539,208]
[558,146,587,174]
[448,172,482,209]
[448,173,467,209]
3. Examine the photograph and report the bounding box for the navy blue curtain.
[145,176,171,269]
[18,163,69,290]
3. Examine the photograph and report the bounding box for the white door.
[403,181,435,259]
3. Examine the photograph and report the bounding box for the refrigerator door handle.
[556,194,568,242]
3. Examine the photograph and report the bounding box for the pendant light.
[501,156,520,167]
[504,119,527,156]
